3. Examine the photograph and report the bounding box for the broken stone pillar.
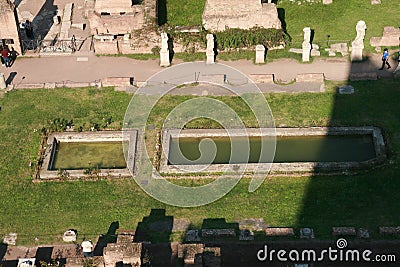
[255,45,265,64]
[302,27,311,62]
[350,20,366,61]
[159,32,170,67]
[0,73,6,90]
[206,34,215,64]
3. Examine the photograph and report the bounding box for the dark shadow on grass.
[93,221,119,256]
[293,51,400,266]
[35,247,53,265]
[134,209,173,266]
[157,0,167,26]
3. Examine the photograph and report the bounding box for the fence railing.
[21,35,86,54]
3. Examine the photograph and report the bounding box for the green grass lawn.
[166,0,400,53]
[1,80,400,244]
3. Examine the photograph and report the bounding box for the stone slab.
[239,229,254,241]
[249,74,275,84]
[201,229,236,238]
[185,229,201,242]
[338,85,355,94]
[379,226,400,235]
[300,228,315,239]
[265,228,294,237]
[3,233,17,245]
[332,227,356,236]
[349,72,377,81]
[296,73,325,83]
[101,77,132,87]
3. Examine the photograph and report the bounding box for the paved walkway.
[0,53,398,91]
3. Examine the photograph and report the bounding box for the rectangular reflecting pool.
[39,131,137,179]
[160,127,386,175]
[51,142,127,170]
[169,135,376,165]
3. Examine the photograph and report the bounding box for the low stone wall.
[249,74,275,84]
[296,73,325,83]
[349,72,378,81]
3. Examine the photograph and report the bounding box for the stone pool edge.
[38,130,137,180]
[159,127,386,175]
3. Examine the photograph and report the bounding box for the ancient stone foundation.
[202,0,281,32]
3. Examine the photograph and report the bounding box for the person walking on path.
[379,48,391,70]
[81,239,94,257]
[1,47,11,68]
[393,51,400,74]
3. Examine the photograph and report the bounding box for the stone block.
[311,49,320,57]
[102,77,133,87]
[249,74,275,84]
[349,72,377,81]
[329,50,336,57]
[357,228,370,238]
[62,229,77,242]
[379,226,400,235]
[71,23,85,30]
[186,229,201,242]
[177,244,204,265]
[94,40,119,54]
[332,227,356,236]
[296,73,325,83]
[338,85,355,94]
[201,229,236,238]
[3,232,17,245]
[0,73,6,89]
[300,228,315,239]
[255,44,265,64]
[14,83,45,89]
[371,0,381,4]
[44,82,56,89]
[323,0,333,4]
[289,48,303,54]
[237,218,269,231]
[265,228,294,237]
[239,229,254,241]
[17,258,35,267]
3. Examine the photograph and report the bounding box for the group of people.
[0,46,18,68]
[380,48,400,73]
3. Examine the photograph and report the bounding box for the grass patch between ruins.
[1,80,400,244]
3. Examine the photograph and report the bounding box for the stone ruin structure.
[370,26,400,49]
[350,20,366,61]
[0,0,22,54]
[89,0,144,35]
[202,0,281,32]
[89,0,145,54]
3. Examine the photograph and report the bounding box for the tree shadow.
[93,221,119,256]
[157,0,167,26]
